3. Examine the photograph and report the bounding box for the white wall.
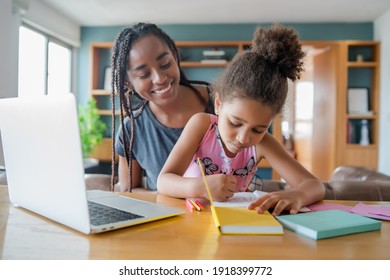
[0,0,80,166]
[375,10,390,175]
[0,0,20,100]
[0,0,20,166]
[24,0,80,47]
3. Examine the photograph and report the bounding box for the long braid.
[113,29,135,192]
[111,23,212,192]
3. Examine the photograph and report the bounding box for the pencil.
[185,199,195,211]
[195,200,205,211]
[197,158,214,205]
[189,199,201,211]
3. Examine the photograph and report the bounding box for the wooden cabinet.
[336,41,380,170]
[311,40,380,180]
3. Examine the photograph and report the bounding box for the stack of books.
[201,49,227,64]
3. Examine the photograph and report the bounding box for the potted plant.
[78,98,107,164]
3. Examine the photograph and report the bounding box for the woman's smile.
[152,82,172,95]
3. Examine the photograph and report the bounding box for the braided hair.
[110,22,212,192]
[212,24,305,115]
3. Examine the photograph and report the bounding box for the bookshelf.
[337,41,380,170]
[88,40,284,179]
[88,42,115,162]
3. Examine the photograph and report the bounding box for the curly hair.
[212,24,305,115]
[110,22,212,192]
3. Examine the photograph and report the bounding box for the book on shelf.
[275,209,381,240]
[201,49,227,62]
[347,87,370,115]
[200,59,227,64]
[202,49,226,57]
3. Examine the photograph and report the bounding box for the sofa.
[257,166,390,201]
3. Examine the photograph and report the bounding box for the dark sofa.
[259,166,390,201]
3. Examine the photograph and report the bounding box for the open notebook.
[197,159,283,235]
[0,94,183,234]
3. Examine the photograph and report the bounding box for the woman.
[111,22,213,192]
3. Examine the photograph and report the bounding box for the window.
[18,25,72,97]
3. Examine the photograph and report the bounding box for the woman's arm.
[157,113,236,201]
[249,133,325,215]
[117,156,143,192]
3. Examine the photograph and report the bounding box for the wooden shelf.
[88,138,117,162]
[310,40,380,180]
[97,109,121,116]
[347,61,378,67]
[345,143,378,149]
[91,89,111,95]
[339,41,380,170]
[347,114,376,119]
[181,61,229,67]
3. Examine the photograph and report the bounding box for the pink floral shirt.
[184,114,257,192]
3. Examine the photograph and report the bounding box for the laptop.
[0,93,184,234]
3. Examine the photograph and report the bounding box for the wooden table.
[1,185,389,260]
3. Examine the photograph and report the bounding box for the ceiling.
[40,0,390,26]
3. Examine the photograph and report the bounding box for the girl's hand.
[206,174,237,202]
[248,190,305,216]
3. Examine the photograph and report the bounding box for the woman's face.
[127,34,180,106]
[215,94,274,158]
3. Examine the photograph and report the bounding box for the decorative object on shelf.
[347,119,371,145]
[359,119,370,146]
[201,49,227,64]
[356,54,364,62]
[78,98,107,158]
[103,67,111,90]
[347,87,371,115]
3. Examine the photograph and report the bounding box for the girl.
[157,24,325,215]
[111,23,213,192]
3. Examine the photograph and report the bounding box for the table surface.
[1,185,389,260]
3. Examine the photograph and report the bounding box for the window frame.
[18,24,73,96]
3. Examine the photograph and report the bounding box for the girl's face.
[126,34,180,106]
[215,93,274,158]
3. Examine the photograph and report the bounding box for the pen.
[185,199,195,211]
[189,199,201,211]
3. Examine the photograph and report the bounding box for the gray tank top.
[115,105,183,190]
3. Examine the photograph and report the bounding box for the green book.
[276,209,381,240]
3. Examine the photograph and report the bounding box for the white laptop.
[0,93,184,234]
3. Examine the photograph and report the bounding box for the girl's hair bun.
[251,24,305,81]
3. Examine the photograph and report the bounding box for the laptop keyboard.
[88,201,144,226]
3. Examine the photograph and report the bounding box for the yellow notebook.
[211,206,283,235]
[197,158,283,235]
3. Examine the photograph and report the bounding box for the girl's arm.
[157,113,236,201]
[249,133,325,215]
